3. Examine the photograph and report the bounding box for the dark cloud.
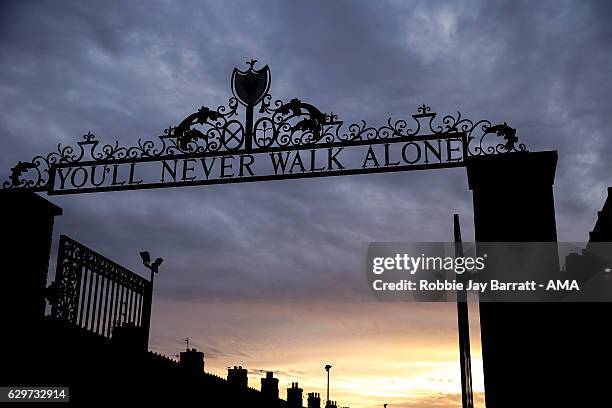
[1,0,611,303]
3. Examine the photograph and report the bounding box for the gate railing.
[51,235,152,339]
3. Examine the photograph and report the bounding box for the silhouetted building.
[590,187,612,242]
[325,400,337,408]
[228,365,248,389]
[307,392,321,408]
[179,348,204,374]
[261,371,280,400]
[287,382,303,408]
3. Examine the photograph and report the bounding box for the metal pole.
[245,104,254,152]
[139,252,161,350]
[325,364,332,405]
[327,370,329,403]
[454,214,474,408]
[141,277,153,347]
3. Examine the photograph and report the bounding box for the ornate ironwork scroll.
[51,235,152,338]
[2,61,527,195]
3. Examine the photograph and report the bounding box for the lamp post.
[139,251,163,347]
[325,364,332,405]
[140,251,163,282]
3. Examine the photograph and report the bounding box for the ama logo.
[546,280,580,291]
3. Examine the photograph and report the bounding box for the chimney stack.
[227,366,248,389]
[308,392,321,408]
[261,371,279,400]
[179,348,204,374]
[287,382,303,408]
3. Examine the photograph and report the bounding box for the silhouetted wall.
[112,323,148,352]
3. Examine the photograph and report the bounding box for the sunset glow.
[150,299,485,408]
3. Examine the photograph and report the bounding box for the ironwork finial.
[83,130,95,142]
[246,59,257,69]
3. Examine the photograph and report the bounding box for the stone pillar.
[467,151,558,243]
[0,191,62,327]
[467,151,609,407]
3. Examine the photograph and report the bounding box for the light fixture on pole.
[140,251,163,282]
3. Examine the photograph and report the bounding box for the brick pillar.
[467,151,610,407]
[0,191,62,326]
[468,151,558,243]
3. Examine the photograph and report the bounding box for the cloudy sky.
[2,1,611,407]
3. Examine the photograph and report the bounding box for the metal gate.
[51,235,152,338]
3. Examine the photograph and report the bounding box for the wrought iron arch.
[3,61,527,194]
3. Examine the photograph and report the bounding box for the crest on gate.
[231,59,270,106]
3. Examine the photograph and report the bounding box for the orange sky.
[149,298,485,408]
